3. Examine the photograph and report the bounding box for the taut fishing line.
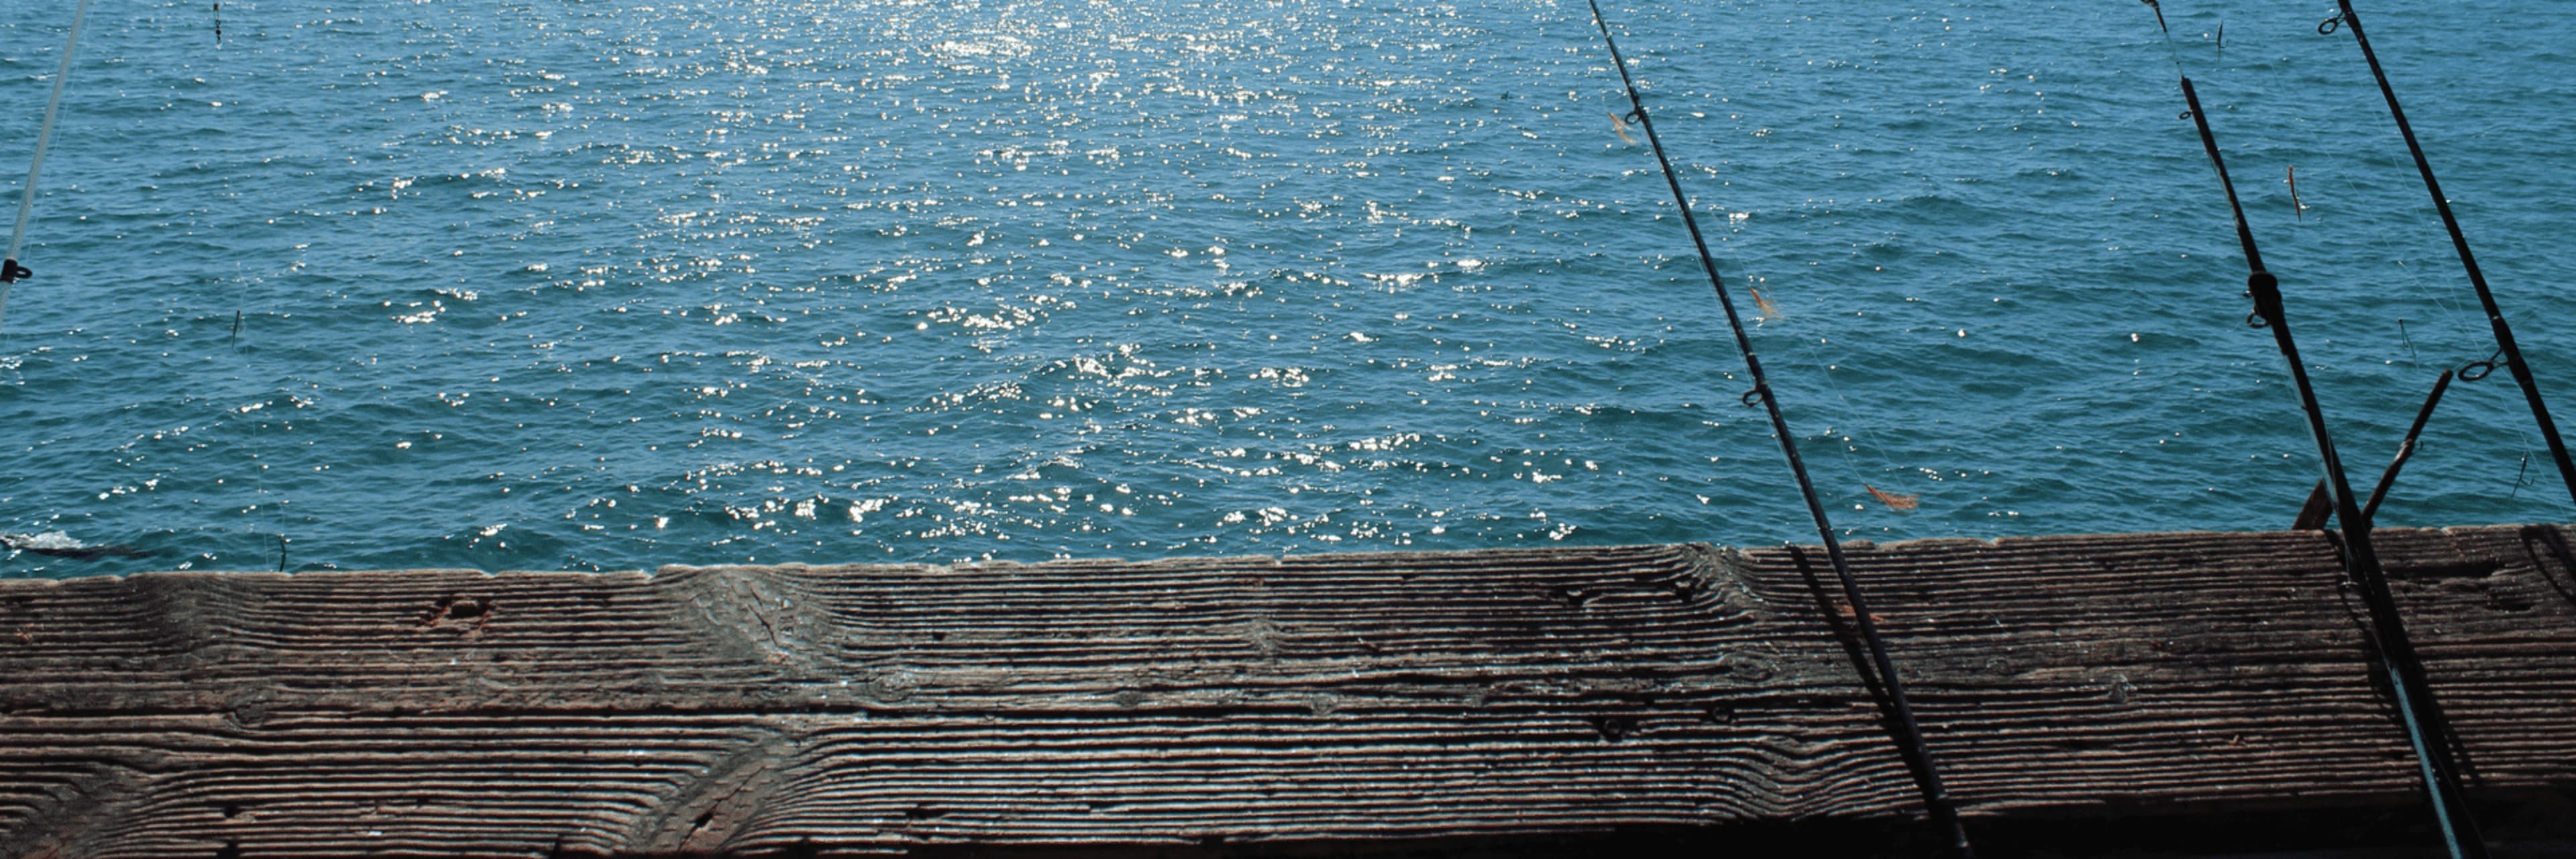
[1580,3,1973,854]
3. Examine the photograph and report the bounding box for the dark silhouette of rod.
[2330,0,2576,511]
[2178,76,2487,859]
[1582,3,1971,854]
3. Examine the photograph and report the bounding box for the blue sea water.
[3,0,2572,577]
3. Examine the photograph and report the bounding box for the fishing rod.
[1582,3,1972,854]
[2320,0,2576,512]
[2,0,98,331]
[2172,74,2487,859]
[2293,369,2453,532]
[2363,369,2452,524]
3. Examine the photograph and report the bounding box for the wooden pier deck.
[4,524,2575,857]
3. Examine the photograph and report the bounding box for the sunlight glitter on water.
[3,0,2573,576]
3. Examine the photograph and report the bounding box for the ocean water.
[3,0,2571,576]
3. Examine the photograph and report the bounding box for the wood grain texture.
[1740,525,2576,817]
[1,525,2571,856]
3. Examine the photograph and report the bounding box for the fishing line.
[1582,4,1972,854]
[2320,0,2576,511]
[1,0,98,332]
[2140,0,2214,83]
[2359,248,2534,503]
[2291,150,2475,320]
[192,23,284,570]
[231,291,292,572]
[2279,152,2472,337]
[2320,206,2488,380]
[2168,69,2489,859]
[1801,339,1924,513]
[1603,85,1912,511]
[1726,245,1917,512]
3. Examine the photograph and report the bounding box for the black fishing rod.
[2363,369,2452,524]
[2174,76,2487,859]
[2322,0,2576,512]
[2295,368,2453,531]
[1582,3,1972,854]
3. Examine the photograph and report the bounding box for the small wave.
[2,532,148,560]
[2,531,90,552]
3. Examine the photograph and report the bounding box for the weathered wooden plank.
[5,544,1917,856]
[1744,525,2576,817]
[0,713,780,858]
[0,526,2571,857]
